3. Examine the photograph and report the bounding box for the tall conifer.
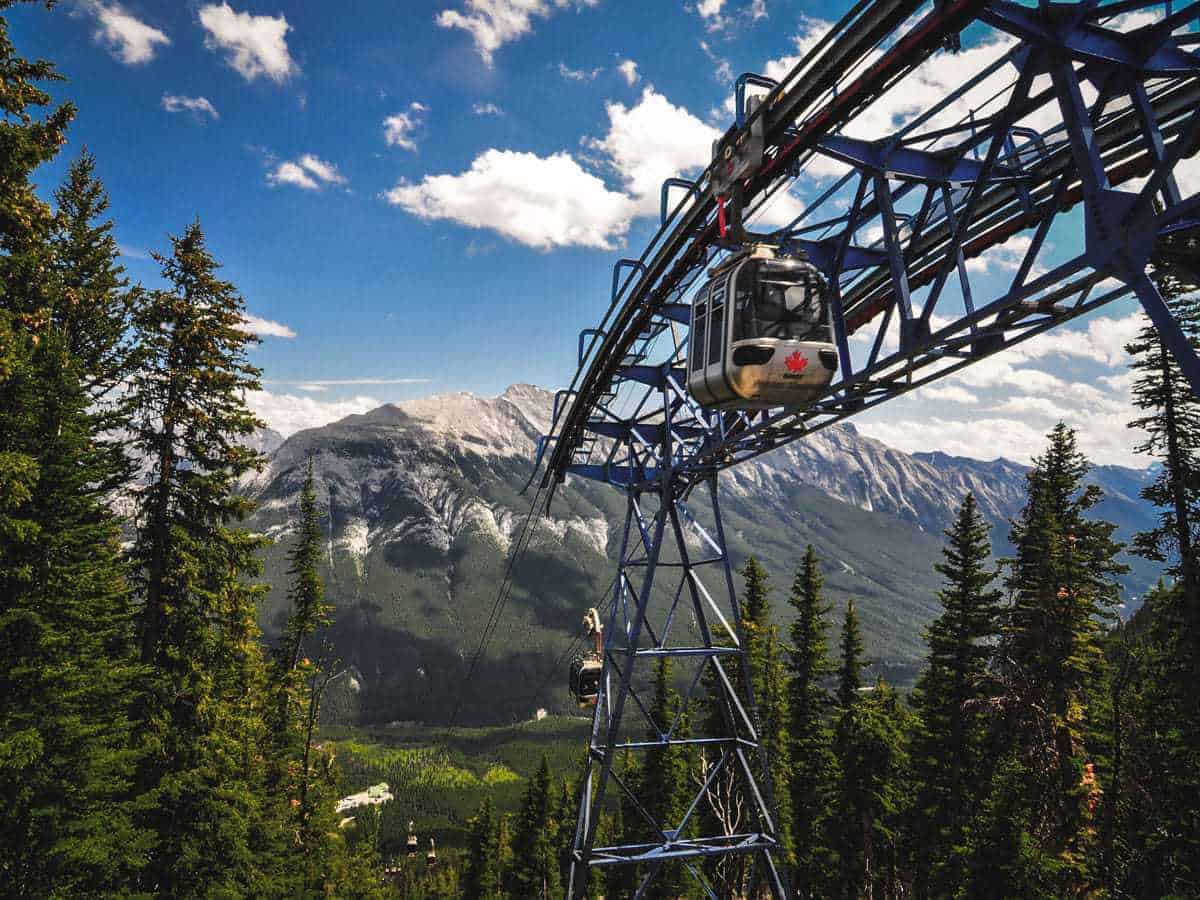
[787,545,835,897]
[0,6,145,892]
[463,796,504,899]
[126,221,274,893]
[992,423,1125,892]
[509,755,560,898]
[909,494,1002,895]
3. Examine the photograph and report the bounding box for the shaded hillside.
[243,385,1160,725]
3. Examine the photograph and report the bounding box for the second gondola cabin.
[687,244,837,410]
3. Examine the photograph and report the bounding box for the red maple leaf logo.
[784,351,808,373]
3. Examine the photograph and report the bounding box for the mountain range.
[240,385,1160,726]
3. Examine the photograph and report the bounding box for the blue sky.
[17,0,1171,467]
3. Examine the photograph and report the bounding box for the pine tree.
[909,494,1003,896]
[827,602,911,899]
[640,655,693,899]
[598,750,641,898]
[0,6,146,893]
[837,599,865,709]
[1120,243,1200,890]
[50,149,138,413]
[126,220,275,894]
[278,458,331,673]
[828,599,867,898]
[737,556,793,868]
[463,797,504,899]
[509,755,561,898]
[992,423,1125,893]
[0,324,149,894]
[787,545,836,897]
[1134,232,1200,597]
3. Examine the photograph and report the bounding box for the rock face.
[243,384,1158,726]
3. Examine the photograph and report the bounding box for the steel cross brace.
[566,383,788,900]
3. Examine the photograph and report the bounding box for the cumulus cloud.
[586,87,719,213]
[267,154,346,191]
[438,0,600,66]
[1012,312,1144,368]
[239,314,296,338]
[383,102,428,151]
[383,148,634,250]
[83,1,170,65]
[854,305,1159,468]
[617,59,639,86]
[198,2,296,83]
[472,101,503,116]
[247,391,383,437]
[918,383,977,405]
[385,83,796,249]
[161,93,219,120]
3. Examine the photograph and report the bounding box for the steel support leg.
[568,466,787,899]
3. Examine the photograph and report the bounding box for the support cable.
[446,481,547,728]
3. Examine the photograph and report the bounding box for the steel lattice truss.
[542,0,1200,896]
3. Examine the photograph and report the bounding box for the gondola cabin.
[687,245,838,410]
[569,654,602,707]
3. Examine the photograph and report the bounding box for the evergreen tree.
[640,655,693,899]
[787,545,836,897]
[959,753,1053,900]
[509,756,561,898]
[126,221,275,894]
[606,751,641,900]
[50,149,138,415]
[277,457,331,674]
[909,494,1002,896]
[1133,233,1200,597]
[1119,242,1200,890]
[0,319,148,894]
[737,556,793,867]
[828,600,871,898]
[0,6,146,893]
[837,599,865,709]
[463,797,504,900]
[990,423,1125,893]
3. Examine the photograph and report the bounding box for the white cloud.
[587,87,720,213]
[1011,312,1144,368]
[698,40,733,85]
[264,378,432,387]
[267,154,347,191]
[472,101,503,116]
[383,148,634,250]
[247,391,383,437]
[918,383,977,405]
[695,0,726,29]
[383,102,428,151]
[617,59,639,86]
[198,2,296,83]
[84,1,170,65]
[438,0,600,66]
[161,93,219,120]
[860,415,1052,465]
[558,61,601,81]
[240,314,296,338]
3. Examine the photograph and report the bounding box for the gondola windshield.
[735,258,830,343]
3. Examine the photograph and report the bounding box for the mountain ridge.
[243,384,1160,725]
